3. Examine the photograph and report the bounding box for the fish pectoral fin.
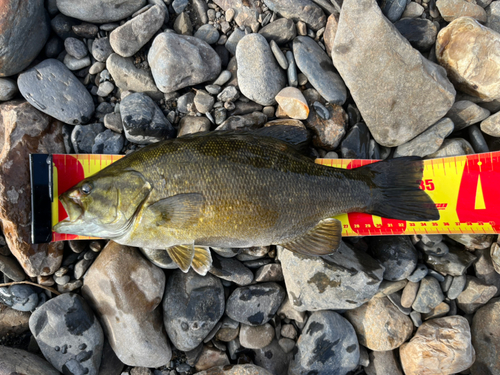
[146,193,204,228]
[167,244,195,272]
[280,218,342,256]
[191,246,213,276]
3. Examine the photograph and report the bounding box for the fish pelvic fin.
[167,244,195,272]
[191,247,213,276]
[362,157,440,221]
[280,218,342,256]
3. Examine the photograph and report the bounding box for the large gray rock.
[81,241,171,368]
[368,236,418,281]
[262,0,326,30]
[110,5,166,57]
[236,34,286,106]
[0,0,50,77]
[289,311,359,375]
[148,32,221,93]
[56,0,146,23]
[331,0,456,147]
[29,293,104,375]
[258,18,297,45]
[293,37,347,104]
[471,298,500,375]
[279,241,384,311]
[163,269,225,351]
[0,345,60,375]
[18,59,94,125]
[107,54,160,95]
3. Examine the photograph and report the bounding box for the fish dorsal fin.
[281,218,342,255]
[145,193,204,228]
[167,244,195,272]
[191,246,213,276]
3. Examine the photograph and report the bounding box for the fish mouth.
[53,193,84,233]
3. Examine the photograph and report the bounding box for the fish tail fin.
[361,157,440,221]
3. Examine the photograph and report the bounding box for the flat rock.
[0,345,60,375]
[56,0,146,23]
[0,0,50,77]
[394,17,438,51]
[427,138,475,157]
[120,92,175,144]
[81,241,171,367]
[258,18,297,45]
[344,296,413,351]
[275,87,309,120]
[163,269,224,351]
[445,100,490,131]
[400,316,475,375]
[471,298,500,375]
[368,236,418,281]
[394,118,454,157]
[225,282,286,326]
[236,34,286,106]
[0,101,65,277]
[110,5,166,57]
[262,0,326,30]
[436,17,500,101]
[209,255,254,286]
[195,364,273,375]
[279,241,384,311]
[29,293,104,375]
[293,36,347,105]
[18,59,94,125]
[148,32,221,93]
[332,0,456,147]
[106,54,159,95]
[457,276,498,313]
[436,0,487,22]
[289,311,359,375]
[412,276,445,313]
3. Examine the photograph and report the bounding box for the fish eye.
[81,183,93,195]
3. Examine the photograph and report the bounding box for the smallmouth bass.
[54,128,439,275]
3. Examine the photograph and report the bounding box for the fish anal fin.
[281,218,342,256]
[167,244,195,272]
[146,193,204,228]
[191,246,213,276]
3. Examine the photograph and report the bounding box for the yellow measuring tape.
[50,152,500,241]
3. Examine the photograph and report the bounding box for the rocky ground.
[0,0,500,374]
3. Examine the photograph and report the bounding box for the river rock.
[56,0,147,23]
[195,345,230,371]
[71,123,105,153]
[29,293,104,375]
[0,303,30,335]
[0,78,17,101]
[332,0,456,147]
[445,100,490,131]
[412,276,445,313]
[236,34,286,106]
[394,17,438,51]
[239,323,275,349]
[110,5,166,57]
[196,364,273,375]
[92,37,114,62]
[427,137,475,157]
[258,18,297,45]
[474,248,500,297]
[212,0,260,31]
[275,87,309,120]
[163,269,224,351]
[0,284,39,312]
[365,350,403,375]
[209,255,254,286]
[0,0,50,77]
[18,59,94,125]
[81,241,171,367]
[0,345,60,375]
[289,311,359,375]
[293,36,347,104]
[106,54,159,95]
[226,282,286,326]
[368,236,418,281]
[486,1,500,33]
[481,111,500,136]
[471,298,500,375]
[394,118,454,157]
[457,276,498,313]
[449,233,495,249]
[262,0,326,30]
[253,339,290,375]
[149,32,221,93]
[436,17,500,101]
[400,316,475,375]
[436,0,487,22]
[0,101,64,277]
[120,92,175,144]
[194,24,219,45]
[425,246,477,276]
[345,296,412,351]
[279,241,384,311]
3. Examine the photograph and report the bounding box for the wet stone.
[0,284,38,312]
[71,123,105,153]
[163,269,225,351]
[412,276,445,314]
[345,296,413,351]
[29,293,104,375]
[425,246,477,276]
[258,18,297,45]
[289,311,359,375]
[225,282,286,326]
[369,236,418,281]
[457,276,498,314]
[445,100,490,131]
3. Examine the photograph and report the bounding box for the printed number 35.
[419,179,435,191]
